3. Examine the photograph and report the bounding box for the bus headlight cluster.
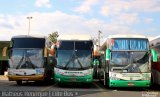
[83,69,93,76]
[54,68,65,75]
[35,69,44,74]
[8,72,15,75]
[110,77,120,80]
[83,72,90,76]
[54,68,60,74]
[142,77,150,80]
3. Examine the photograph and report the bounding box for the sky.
[0,0,160,41]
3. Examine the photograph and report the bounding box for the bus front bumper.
[8,74,44,81]
[54,74,93,83]
[109,80,151,87]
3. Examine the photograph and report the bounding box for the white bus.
[3,35,54,85]
[98,34,157,87]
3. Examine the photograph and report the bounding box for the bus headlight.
[83,73,90,76]
[83,69,93,76]
[54,68,65,75]
[110,77,120,80]
[35,69,44,74]
[142,77,150,80]
[54,68,60,74]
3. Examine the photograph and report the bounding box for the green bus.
[98,35,157,87]
[54,36,94,85]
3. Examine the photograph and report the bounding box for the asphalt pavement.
[0,75,159,97]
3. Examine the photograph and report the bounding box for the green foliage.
[48,32,59,43]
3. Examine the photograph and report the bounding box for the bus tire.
[98,72,102,82]
[16,81,22,85]
[103,72,106,86]
[104,73,110,88]
[84,83,92,88]
[57,82,63,87]
[106,73,110,88]
[151,76,155,88]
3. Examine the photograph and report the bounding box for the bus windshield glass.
[110,51,150,73]
[110,38,149,73]
[111,38,148,51]
[110,52,130,66]
[56,41,93,70]
[12,38,45,48]
[9,49,44,69]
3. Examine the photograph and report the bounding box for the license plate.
[128,82,134,86]
[70,78,76,82]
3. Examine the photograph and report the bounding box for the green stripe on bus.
[54,73,93,83]
[109,80,151,87]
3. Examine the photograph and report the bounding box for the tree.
[48,31,59,43]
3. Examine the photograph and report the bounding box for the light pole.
[98,30,102,50]
[27,16,32,35]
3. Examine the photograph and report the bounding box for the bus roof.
[108,34,148,39]
[149,35,160,47]
[12,35,47,39]
[58,34,92,41]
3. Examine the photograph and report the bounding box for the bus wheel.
[16,81,22,85]
[98,73,101,82]
[104,73,110,88]
[84,83,92,88]
[105,74,110,88]
[57,82,64,87]
[151,76,155,88]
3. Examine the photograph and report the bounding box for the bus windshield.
[111,38,148,50]
[12,38,45,48]
[56,41,93,70]
[9,49,44,69]
[57,50,92,69]
[110,52,130,66]
[110,51,150,73]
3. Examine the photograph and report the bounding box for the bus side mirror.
[93,59,99,66]
[44,48,48,57]
[2,47,8,57]
[106,49,110,60]
[151,49,157,62]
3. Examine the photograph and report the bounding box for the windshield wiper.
[25,56,38,69]
[74,54,84,70]
[16,52,25,69]
[64,52,74,69]
[16,54,38,69]
[16,56,24,69]
[64,52,84,70]
[135,52,149,63]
